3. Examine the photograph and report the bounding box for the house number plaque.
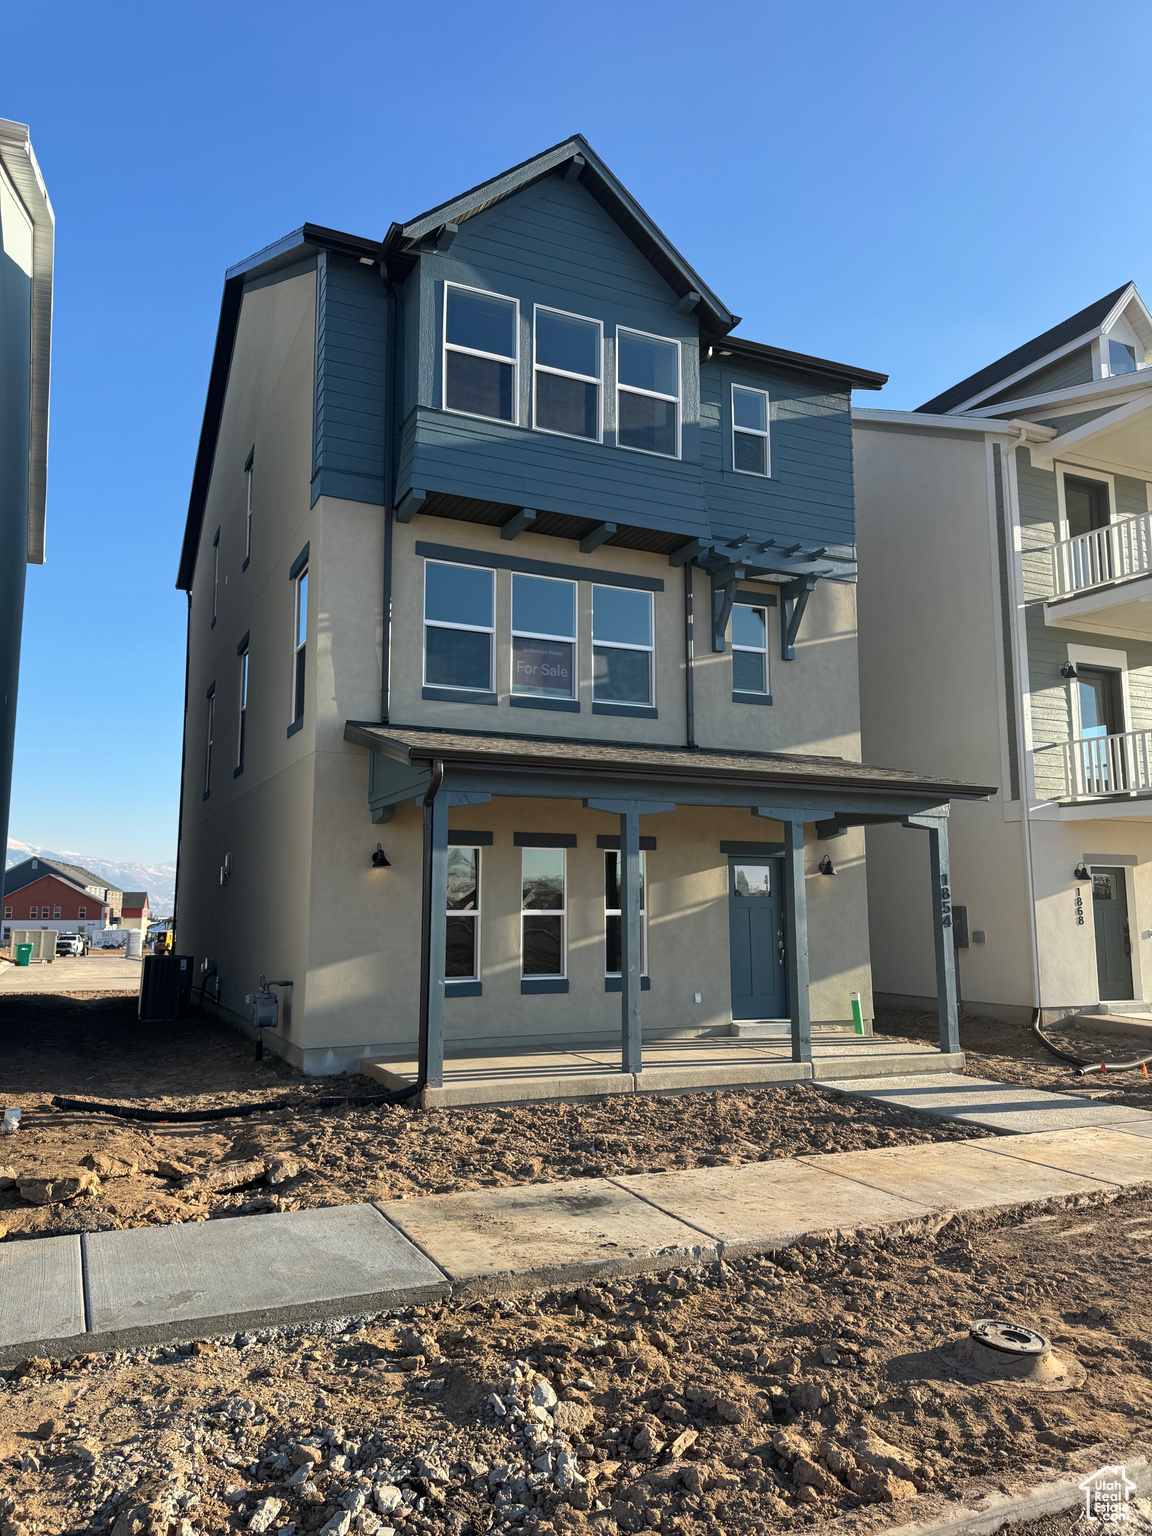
[940,878,952,929]
[1074,890,1085,926]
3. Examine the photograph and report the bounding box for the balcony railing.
[1057,729,1152,798]
[1052,511,1152,597]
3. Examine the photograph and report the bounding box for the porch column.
[420,782,449,1089]
[584,797,675,1076]
[904,810,959,1055]
[755,806,811,1063]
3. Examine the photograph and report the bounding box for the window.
[1064,474,1111,538]
[592,585,653,705]
[1109,339,1138,376]
[444,284,518,423]
[617,328,680,457]
[534,306,601,440]
[605,850,647,976]
[512,573,575,699]
[211,529,220,625]
[521,847,566,978]
[237,645,249,771]
[424,560,494,692]
[2,907,10,920]
[53,906,61,919]
[446,846,480,981]
[292,568,308,725]
[732,385,770,476]
[244,451,254,564]
[204,686,216,796]
[732,603,770,694]
[29,907,38,919]
[78,907,86,919]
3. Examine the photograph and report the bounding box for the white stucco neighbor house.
[173,137,991,1086]
[855,283,1152,1024]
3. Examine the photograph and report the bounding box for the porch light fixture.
[818,855,836,876]
[371,844,391,869]
[1061,662,1079,679]
[1074,862,1089,881]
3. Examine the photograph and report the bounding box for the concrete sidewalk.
[826,1070,1152,1134]
[3,1121,1151,1367]
[0,952,141,992]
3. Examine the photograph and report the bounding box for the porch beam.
[579,521,616,554]
[781,576,817,661]
[500,507,537,540]
[711,566,745,653]
[903,811,959,1054]
[421,786,449,1089]
[754,805,811,1064]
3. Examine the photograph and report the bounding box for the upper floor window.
[732,603,770,695]
[244,448,254,566]
[446,846,481,981]
[592,585,654,705]
[78,906,86,919]
[512,573,575,699]
[292,568,308,726]
[617,329,680,458]
[533,307,601,440]
[1109,339,1138,376]
[3,907,12,920]
[237,643,249,772]
[1064,473,1111,539]
[424,560,494,692]
[732,385,770,476]
[211,528,220,626]
[53,906,61,919]
[444,284,518,423]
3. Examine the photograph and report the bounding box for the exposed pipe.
[379,259,397,723]
[416,759,445,1095]
[683,560,696,748]
[1031,1007,1152,1075]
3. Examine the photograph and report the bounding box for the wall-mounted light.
[1074,862,1089,881]
[1061,662,1079,680]
[818,855,836,876]
[371,844,391,869]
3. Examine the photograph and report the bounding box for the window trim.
[77,907,86,919]
[520,845,567,981]
[291,566,308,729]
[243,447,254,569]
[511,571,577,700]
[445,844,481,984]
[236,639,249,775]
[604,848,648,978]
[1056,463,1115,542]
[442,281,520,426]
[732,600,771,696]
[423,558,496,695]
[532,303,603,443]
[731,383,771,477]
[591,584,655,708]
[615,325,681,460]
[211,527,220,627]
[203,683,216,800]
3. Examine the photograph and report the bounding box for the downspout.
[684,560,696,748]
[172,590,192,946]
[416,759,445,1093]
[379,260,397,723]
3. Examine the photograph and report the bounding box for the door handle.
[777,927,786,964]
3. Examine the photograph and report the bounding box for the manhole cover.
[969,1318,1050,1357]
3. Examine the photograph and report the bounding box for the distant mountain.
[6,838,176,916]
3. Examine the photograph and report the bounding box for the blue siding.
[312,254,389,507]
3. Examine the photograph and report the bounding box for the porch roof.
[344,721,995,806]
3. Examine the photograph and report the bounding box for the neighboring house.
[855,282,1152,1023]
[0,121,53,905]
[4,855,123,920]
[175,136,990,1078]
[119,891,150,930]
[2,868,109,943]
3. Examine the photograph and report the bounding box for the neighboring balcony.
[1049,729,1152,800]
[1046,512,1152,639]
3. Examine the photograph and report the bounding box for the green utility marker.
[850,992,865,1034]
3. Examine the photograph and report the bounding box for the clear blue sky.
[4,1,1150,863]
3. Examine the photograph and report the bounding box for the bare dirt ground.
[2,1189,1150,1536]
[0,997,981,1242]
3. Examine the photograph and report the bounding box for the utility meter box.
[245,986,279,1031]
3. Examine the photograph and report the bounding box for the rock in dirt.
[553,1400,593,1436]
[181,1158,265,1194]
[154,1158,194,1180]
[265,1157,300,1185]
[247,1498,282,1532]
[669,1429,698,1458]
[34,1419,61,1441]
[82,1152,138,1178]
[18,1172,99,1205]
[0,1164,15,1189]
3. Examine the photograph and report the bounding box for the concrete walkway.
[825,1070,1152,1134]
[3,1119,1150,1367]
[0,952,141,992]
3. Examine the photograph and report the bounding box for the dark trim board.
[514,832,577,848]
[720,841,785,856]
[415,541,665,593]
[445,981,482,998]
[289,544,309,580]
[448,830,494,846]
[605,976,651,992]
[422,686,498,706]
[733,692,773,706]
[511,696,579,713]
[735,589,778,606]
[521,977,568,994]
[596,835,657,851]
[592,702,658,719]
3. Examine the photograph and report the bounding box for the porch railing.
[1051,511,1152,597]
[1058,728,1152,797]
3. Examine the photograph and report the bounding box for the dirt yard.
[0,997,984,1242]
[2,1188,1150,1536]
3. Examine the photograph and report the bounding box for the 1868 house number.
[1075,890,1085,925]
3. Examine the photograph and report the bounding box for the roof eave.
[718,336,887,392]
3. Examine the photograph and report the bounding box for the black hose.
[1030,1008,1152,1077]
[50,1084,418,1123]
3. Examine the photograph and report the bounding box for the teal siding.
[311,254,389,507]
[1116,473,1149,520]
[984,344,1094,406]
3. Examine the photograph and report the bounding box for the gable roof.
[917,283,1134,415]
[3,856,121,900]
[121,891,148,907]
[382,135,738,338]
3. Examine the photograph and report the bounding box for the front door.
[1092,866,1133,1001]
[728,858,787,1019]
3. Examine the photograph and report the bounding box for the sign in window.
[512,573,576,698]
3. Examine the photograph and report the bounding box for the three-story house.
[175,137,989,1091]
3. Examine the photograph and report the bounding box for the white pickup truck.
[55,933,90,958]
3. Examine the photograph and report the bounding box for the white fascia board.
[1028,392,1152,471]
[852,407,1056,441]
[951,328,1102,414]
[960,368,1152,422]
[0,118,54,566]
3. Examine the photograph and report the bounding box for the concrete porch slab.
[825,1072,1152,1134]
[82,1203,448,1351]
[0,1235,86,1363]
[968,1124,1152,1186]
[614,1158,933,1257]
[377,1178,718,1295]
[1069,1013,1152,1043]
[798,1138,1115,1212]
[813,1050,965,1081]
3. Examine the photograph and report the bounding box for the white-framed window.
[292,568,308,725]
[732,602,770,694]
[29,907,38,919]
[2,907,10,920]
[512,573,576,699]
[211,529,220,625]
[244,452,254,564]
[1058,466,1114,541]
[424,560,495,693]
[77,907,86,919]
[443,283,518,423]
[533,305,602,441]
[204,686,216,796]
[521,847,566,978]
[446,846,481,981]
[616,327,680,458]
[1109,338,1138,375]
[732,384,770,476]
[604,850,647,977]
[592,585,654,706]
[237,645,249,770]
[53,906,61,919]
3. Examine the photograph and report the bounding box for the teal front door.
[728,858,787,1020]
[1092,866,1133,1001]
